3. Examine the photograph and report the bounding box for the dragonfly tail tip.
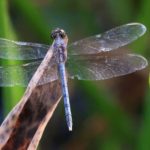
[68,126,72,131]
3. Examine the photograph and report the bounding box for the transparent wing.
[0,52,147,86]
[67,52,148,80]
[0,60,58,87]
[68,23,146,55]
[0,38,49,60]
[0,23,146,60]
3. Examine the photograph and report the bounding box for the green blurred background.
[0,0,150,149]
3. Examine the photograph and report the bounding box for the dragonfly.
[0,23,148,131]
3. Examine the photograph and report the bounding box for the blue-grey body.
[51,28,72,131]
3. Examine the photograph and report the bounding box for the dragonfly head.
[51,28,67,39]
[51,28,68,47]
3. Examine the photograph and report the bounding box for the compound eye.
[51,33,56,39]
[60,32,66,38]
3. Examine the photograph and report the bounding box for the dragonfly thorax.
[51,28,68,63]
[53,46,67,63]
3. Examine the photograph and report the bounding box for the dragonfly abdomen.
[58,63,72,131]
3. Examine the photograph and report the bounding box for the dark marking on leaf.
[19,100,34,123]
[27,125,38,139]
